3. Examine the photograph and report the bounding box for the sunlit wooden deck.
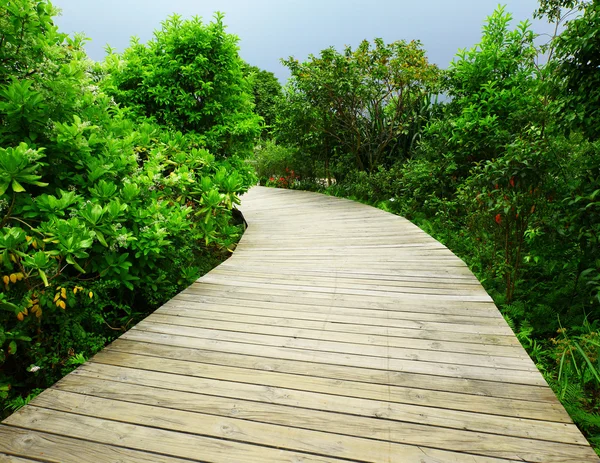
[1,186,598,462]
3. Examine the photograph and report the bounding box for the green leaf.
[95,230,108,247]
[574,342,600,386]
[8,341,17,355]
[66,255,86,273]
[0,302,20,313]
[38,269,49,287]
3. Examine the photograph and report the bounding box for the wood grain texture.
[1,186,598,462]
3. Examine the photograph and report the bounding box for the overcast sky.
[52,1,554,82]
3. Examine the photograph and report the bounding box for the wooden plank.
[90,348,568,421]
[56,372,583,445]
[0,454,41,463]
[192,277,494,300]
[172,290,505,321]
[174,291,510,335]
[132,318,534,371]
[161,300,519,347]
[186,281,497,305]
[123,328,543,385]
[0,426,191,463]
[211,268,484,289]
[3,408,350,463]
[5,406,516,463]
[152,309,528,357]
[215,263,482,283]
[30,390,594,463]
[200,274,491,297]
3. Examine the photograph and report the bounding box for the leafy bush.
[253,140,310,186]
[276,38,440,183]
[0,1,256,412]
[244,65,282,138]
[101,13,261,157]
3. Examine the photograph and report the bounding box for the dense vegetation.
[257,0,600,452]
[0,1,257,413]
[2,0,600,453]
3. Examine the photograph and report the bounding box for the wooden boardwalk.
[1,186,598,462]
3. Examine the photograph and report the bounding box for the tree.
[0,0,90,145]
[552,2,600,139]
[424,7,553,303]
[279,38,440,176]
[244,65,282,138]
[444,6,540,176]
[102,13,260,156]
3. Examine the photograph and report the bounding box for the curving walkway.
[1,186,599,462]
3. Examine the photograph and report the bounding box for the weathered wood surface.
[1,186,598,462]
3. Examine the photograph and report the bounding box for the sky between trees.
[53,0,556,81]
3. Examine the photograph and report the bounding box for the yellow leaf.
[73,287,78,294]
[88,291,93,299]
[53,293,60,303]
[58,300,66,310]
[17,312,24,321]
[61,288,66,299]
[9,274,17,284]
[2,275,9,285]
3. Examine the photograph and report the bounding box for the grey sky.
[52,1,554,82]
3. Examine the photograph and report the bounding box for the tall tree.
[551,2,600,139]
[244,65,282,138]
[101,13,260,156]
[280,39,440,176]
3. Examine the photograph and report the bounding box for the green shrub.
[253,140,310,186]
[101,13,261,157]
[0,1,256,412]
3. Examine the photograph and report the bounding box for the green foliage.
[444,6,540,177]
[534,0,587,23]
[101,13,261,156]
[277,38,440,180]
[0,0,254,413]
[552,2,600,139]
[252,140,310,186]
[0,144,48,195]
[245,65,282,138]
[0,0,65,84]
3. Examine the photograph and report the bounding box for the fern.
[4,388,42,414]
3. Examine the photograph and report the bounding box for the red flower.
[509,177,515,187]
[495,213,502,224]
[269,177,274,181]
